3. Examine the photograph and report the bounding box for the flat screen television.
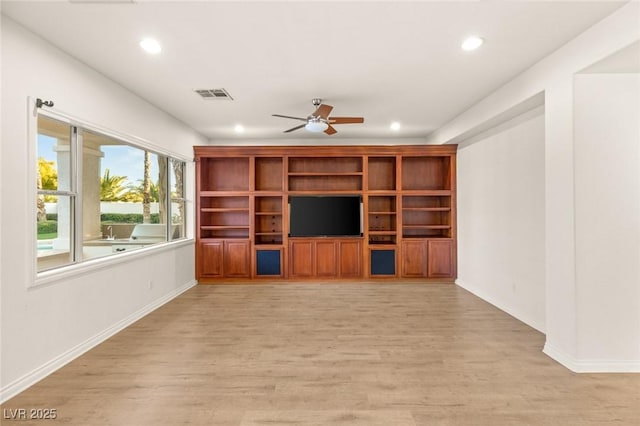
[289,195,362,237]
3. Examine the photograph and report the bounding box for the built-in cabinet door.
[401,240,428,277]
[427,240,454,278]
[400,239,454,279]
[199,240,250,279]
[289,239,362,279]
[339,240,362,278]
[224,240,251,277]
[289,240,314,278]
[316,241,338,277]
[199,241,224,278]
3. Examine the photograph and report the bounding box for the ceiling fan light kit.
[273,98,364,135]
[305,119,329,133]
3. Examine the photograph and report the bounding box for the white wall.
[456,107,545,332]
[543,76,580,365]
[429,2,639,371]
[0,17,206,402]
[574,74,640,365]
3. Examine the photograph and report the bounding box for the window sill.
[33,238,194,288]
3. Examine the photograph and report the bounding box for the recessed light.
[234,124,245,134]
[140,37,162,54]
[390,122,401,131]
[461,36,484,51]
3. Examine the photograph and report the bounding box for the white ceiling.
[1,0,630,141]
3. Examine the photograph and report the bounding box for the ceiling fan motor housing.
[272,98,363,135]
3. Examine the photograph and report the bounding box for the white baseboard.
[455,278,545,333]
[456,279,640,373]
[543,342,640,373]
[0,279,197,404]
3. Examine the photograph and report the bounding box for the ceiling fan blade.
[313,104,333,119]
[272,114,308,122]
[324,125,337,135]
[284,123,306,133]
[329,117,364,124]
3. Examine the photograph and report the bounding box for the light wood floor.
[2,283,639,425]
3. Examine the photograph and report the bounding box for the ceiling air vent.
[194,89,234,101]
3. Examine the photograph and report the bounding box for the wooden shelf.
[288,157,362,174]
[403,235,451,239]
[288,190,362,195]
[288,157,363,192]
[366,190,398,195]
[288,178,362,192]
[288,172,363,177]
[201,225,249,230]
[201,207,249,213]
[368,242,397,247]
[200,195,249,206]
[254,194,283,247]
[199,157,249,192]
[255,157,283,191]
[401,156,451,191]
[402,207,451,212]
[368,157,396,191]
[200,236,249,241]
[200,230,250,239]
[200,191,250,197]
[403,225,451,229]
[195,145,456,281]
[368,193,397,245]
[401,190,452,196]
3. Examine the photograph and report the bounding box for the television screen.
[289,196,362,237]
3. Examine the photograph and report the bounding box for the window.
[169,159,186,240]
[36,116,75,270]
[36,114,188,273]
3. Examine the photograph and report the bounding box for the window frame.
[31,99,192,286]
[168,158,187,241]
[36,120,79,269]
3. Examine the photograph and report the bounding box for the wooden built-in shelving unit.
[195,145,457,282]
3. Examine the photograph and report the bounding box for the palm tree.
[142,151,151,223]
[125,180,159,203]
[171,159,184,223]
[100,169,129,201]
[158,157,167,224]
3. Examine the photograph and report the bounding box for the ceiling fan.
[272,98,364,135]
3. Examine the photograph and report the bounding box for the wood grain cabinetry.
[223,240,251,277]
[199,240,224,278]
[195,145,456,283]
[288,157,362,192]
[401,240,428,277]
[198,239,250,278]
[400,239,454,278]
[427,240,455,278]
[289,239,362,278]
[339,239,362,278]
